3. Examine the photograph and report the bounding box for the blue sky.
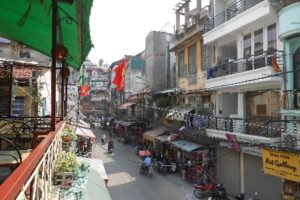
[88,0,209,65]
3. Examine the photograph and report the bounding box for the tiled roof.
[13,68,32,79]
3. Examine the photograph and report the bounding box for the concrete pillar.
[197,0,202,9]
[237,93,245,118]
[184,3,190,22]
[176,11,180,30]
[240,153,244,193]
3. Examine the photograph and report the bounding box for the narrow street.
[91,128,198,200]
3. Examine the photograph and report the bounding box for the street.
[91,128,198,200]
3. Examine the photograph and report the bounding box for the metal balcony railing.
[204,0,264,33]
[0,121,64,200]
[206,116,283,137]
[206,50,283,80]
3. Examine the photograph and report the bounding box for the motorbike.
[208,183,227,200]
[107,141,114,154]
[153,157,177,174]
[193,181,215,198]
[138,161,152,178]
[235,192,258,200]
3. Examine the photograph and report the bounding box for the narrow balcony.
[206,116,283,144]
[203,0,275,45]
[205,50,283,89]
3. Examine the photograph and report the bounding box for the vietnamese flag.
[80,84,89,97]
[112,59,128,91]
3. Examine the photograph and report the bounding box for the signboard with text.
[262,148,300,182]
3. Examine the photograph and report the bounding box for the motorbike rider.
[144,155,152,169]
[108,140,114,152]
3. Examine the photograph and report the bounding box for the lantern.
[56,44,68,61]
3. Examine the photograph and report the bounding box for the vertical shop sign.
[262,148,300,182]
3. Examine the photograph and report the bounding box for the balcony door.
[293,47,300,108]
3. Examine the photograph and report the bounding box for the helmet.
[235,193,245,200]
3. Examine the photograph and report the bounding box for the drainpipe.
[8,65,13,116]
[51,0,58,130]
[197,0,202,9]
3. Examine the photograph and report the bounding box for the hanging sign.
[262,148,300,182]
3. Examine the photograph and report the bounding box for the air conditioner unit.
[282,133,297,149]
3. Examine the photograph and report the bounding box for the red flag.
[80,84,89,97]
[271,57,281,73]
[112,59,128,91]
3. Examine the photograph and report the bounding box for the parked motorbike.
[235,192,258,200]
[153,157,177,174]
[107,141,114,154]
[193,181,215,198]
[208,183,227,200]
[138,161,152,178]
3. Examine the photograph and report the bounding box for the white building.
[203,0,283,199]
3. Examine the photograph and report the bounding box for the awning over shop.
[75,127,96,143]
[155,134,169,142]
[0,0,93,68]
[166,107,194,121]
[143,126,167,142]
[118,102,135,110]
[171,139,202,152]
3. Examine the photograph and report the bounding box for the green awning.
[0,0,93,68]
[82,169,111,200]
[171,139,202,152]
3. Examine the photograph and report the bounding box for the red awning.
[75,127,96,143]
[118,102,135,110]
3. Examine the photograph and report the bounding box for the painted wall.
[177,39,205,91]
[278,2,300,39]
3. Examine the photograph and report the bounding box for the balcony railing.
[206,50,283,80]
[0,121,64,200]
[204,0,264,33]
[207,116,283,137]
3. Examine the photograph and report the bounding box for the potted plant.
[61,129,77,143]
[54,152,78,186]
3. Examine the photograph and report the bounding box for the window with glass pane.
[188,44,197,74]
[178,51,185,77]
[243,33,252,70]
[267,23,277,65]
[254,29,264,69]
[12,97,25,116]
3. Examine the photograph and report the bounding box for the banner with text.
[262,148,300,182]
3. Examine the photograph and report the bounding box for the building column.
[237,93,245,118]
[240,152,244,193]
[184,3,190,22]
[176,11,180,30]
[197,0,202,9]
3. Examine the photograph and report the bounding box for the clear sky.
[87,0,209,66]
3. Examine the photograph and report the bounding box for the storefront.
[262,148,300,200]
[143,126,167,150]
[170,139,213,183]
[217,145,282,198]
[216,146,240,195]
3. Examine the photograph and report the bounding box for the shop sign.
[262,148,300,182]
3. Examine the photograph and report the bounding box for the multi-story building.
[170,0,214,115]
[81,60,109,119]
[145,31,175,92]
[203,0,283,198]
[124,53,146,99]
[277,0,300,199]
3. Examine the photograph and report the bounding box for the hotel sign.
[262,148,300,182]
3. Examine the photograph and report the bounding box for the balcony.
[0,120,109,199]
[204,0,275,45]
[172,7,209,50]
[206,116,283,144]
[205,50,283,89]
